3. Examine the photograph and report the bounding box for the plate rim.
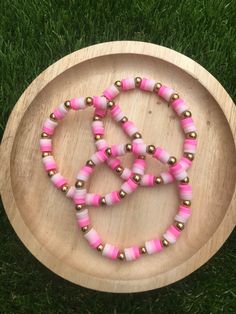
[0,40,235,293]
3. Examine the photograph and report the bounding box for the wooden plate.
[0,41,235,293]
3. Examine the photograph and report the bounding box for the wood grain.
[0,41,235,293]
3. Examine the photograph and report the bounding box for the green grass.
[0,0,236,313]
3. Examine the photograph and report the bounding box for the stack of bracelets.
[40,76,197,262]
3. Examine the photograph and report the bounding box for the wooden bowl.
[0,41,235,293]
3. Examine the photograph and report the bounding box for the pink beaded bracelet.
[76,173,192,261]
[40,97,144,206]
[91,77,197,186]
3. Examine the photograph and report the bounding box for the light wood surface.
[0,41,235,293]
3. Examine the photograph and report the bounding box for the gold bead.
[155,176,163,185]
[86,160,95,168]
[138,155,146,160]
[181,177,189,184]
[182,200,191,207]
[147,145,156,154]
[119,190,126,198]
[93,115,101,121]
[126,143,132,152]
[48,170,56,177]
[42,152,51,157]
[81,226,88,232]
[64,100,71,109]
[184,152,194,161]
[61,184,69,193]
[141,247,147,254]
[133,132,142,139]
[132,174,141,183]
[94,134,102,141]
[162,239,169,247]
[75,204,83,211]
[182,110,192,118]
[75,180,84,188]
[97,244,104,252]
[120,116,128,123]
[187,131,197,139]
[135,77,142,87]
[118,252,125,260]
[176,222,185,230]
[114,80,122,88]
[105,147,111,156]
[168,156,177,165]
[170,93,179,102]
[107,100,115,109]
[85,97,93,106]
[49,113,57,121]
[101,197,106,206]
[154,82,162,92]
[41,132,50,138]
[115,166,124,174]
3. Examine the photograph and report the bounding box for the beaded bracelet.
[75,157,192,261]
[91,77,197,185]
[40,97,145,206]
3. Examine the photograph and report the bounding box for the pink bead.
[110,104,124,122]
[76,166,93,181]
[145,239,163,255]
[91,120,104,135]
[179,157,192,170]
[42,155,57,171]
[40,139,52,152]
[84,228,102,249]
[95,139,108,151]
[102,243,119,260]
[170,162,187,180]
[157,85,174,102]
[92,96,107,110]
[121,178,138,194]
[171,98,187,116]
[122,121,138,137]
[124,246,141,261]
[140,174,155,187]
[140,78,156,92]
[73,188,86,205]
[178,183,192,200]
[106,157,121,170]
[120,168,132,180]
[66,186,76,199]
[153,147,170,164]
[86,193,101,207]
[175,205,191,223]
[160,171,174,184]
[42,119,57,135]
[91,150,108,165]
[132,158,146,175]
[132,139,147,155]
[53,102,68,120]
[184,139,197,154]
[105,191,120,206]
[180,117,196,133]
[94,107,107,117]
[121,78,135,90]
[50,173,67,189]
[76,208,90,228]
[70,97,86,110]
[163,225,181,244]
[103,84,119,100]
[111,144,126,157]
